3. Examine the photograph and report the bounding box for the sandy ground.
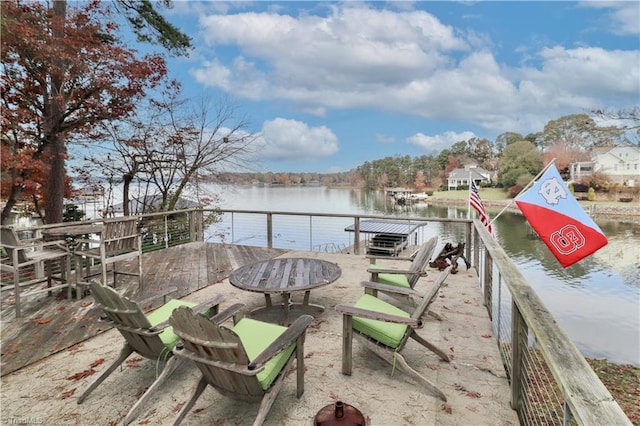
[1,252,519,426]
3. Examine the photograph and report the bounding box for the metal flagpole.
[489,158,557,225]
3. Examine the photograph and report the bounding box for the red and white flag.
[470,181,494,236]
[515,165,608,268]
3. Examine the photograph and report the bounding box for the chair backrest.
[397,265,451,349]
[406,236,438,287]
[102,218,140,255]
[89,281,165,359]
[169,306,265,398]
[1,226,28,264]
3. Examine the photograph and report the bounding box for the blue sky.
[150,1,639,173]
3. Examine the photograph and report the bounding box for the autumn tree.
[413,171,427,192]
[1,1,167,224]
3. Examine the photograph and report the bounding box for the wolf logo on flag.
[515,165,608,268]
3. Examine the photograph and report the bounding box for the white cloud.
[375,133,396,144]
[255,118,339,161]
[580,1,640,35]
[188,3,638,136]
[407,131,476,153]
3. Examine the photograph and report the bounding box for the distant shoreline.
[427,196,640,224]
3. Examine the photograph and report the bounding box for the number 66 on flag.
[515,165,608,268]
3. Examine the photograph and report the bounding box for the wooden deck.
[1,242,519,425]
[0,242,286,376]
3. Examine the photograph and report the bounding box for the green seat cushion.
[146,299,197,349]
[233,318,296,390]
[369,264,411,289]
[353,294,410,348]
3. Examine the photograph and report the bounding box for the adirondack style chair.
[74,217,143,290]
[77,281,224,426]
[365,236,438,304]
[336,266,452,401]
[0,226,71,317]
[169,304,314,426]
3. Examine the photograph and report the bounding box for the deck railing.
[7,208,631,425]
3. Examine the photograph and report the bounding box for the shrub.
[587,187,596,201]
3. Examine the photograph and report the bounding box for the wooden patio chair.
[365,236,438,304]
[168,304,314,426]
[77,281,224,425]
[336,266,452,401]
[74,217,142,290]
[0,226,71,317]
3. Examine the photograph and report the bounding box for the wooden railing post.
[353,217,360,255]
[465,222,472,263]
[483,249,493,316]
[188,209,204,242]
[266,213,273,249]
[511,301,526,412]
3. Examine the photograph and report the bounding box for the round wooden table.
[229,257,342,325]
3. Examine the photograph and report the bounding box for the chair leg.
[123,355,183,425]
[296,339,305,398]
[342,315,353,375]
[254,370,289,426]
[410,331,450,362]
[390,352,447,402]
[78,344,133,404]
[173,376,208,426]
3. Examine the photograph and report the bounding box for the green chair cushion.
[146,299,197,349]
[369,264,411,288]
[233,318,296,390]
[353,294,410,348]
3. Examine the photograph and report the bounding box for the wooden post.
[510,301,526,412]
[266,213,273,249]
[484,249,493,316]
[353,217,360,255]
[342,314,353,375]
[473,226,480,271]
[465,222,472,263]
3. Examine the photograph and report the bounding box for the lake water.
[212,185,640,366]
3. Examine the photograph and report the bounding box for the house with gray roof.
[447,165,493,190]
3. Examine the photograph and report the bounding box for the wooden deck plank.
[0,242,286,376]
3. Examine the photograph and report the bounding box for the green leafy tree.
[494,132,523,156]
[535,114,622,152]
[498,140,542,189]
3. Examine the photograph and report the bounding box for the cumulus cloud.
[407,131,477,153]
[188,3,638,135]
[580,1,640,35]
[255,118,339,161]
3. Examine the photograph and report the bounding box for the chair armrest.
[151,294,224,330]
[361,281,424,297]
[137,286,179,308]
[335,304,418,326]
[208,303,246,324]
[191,294,225,317]
[366,254,414,264]
[367,267,426,276]
[248,314,314,370]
